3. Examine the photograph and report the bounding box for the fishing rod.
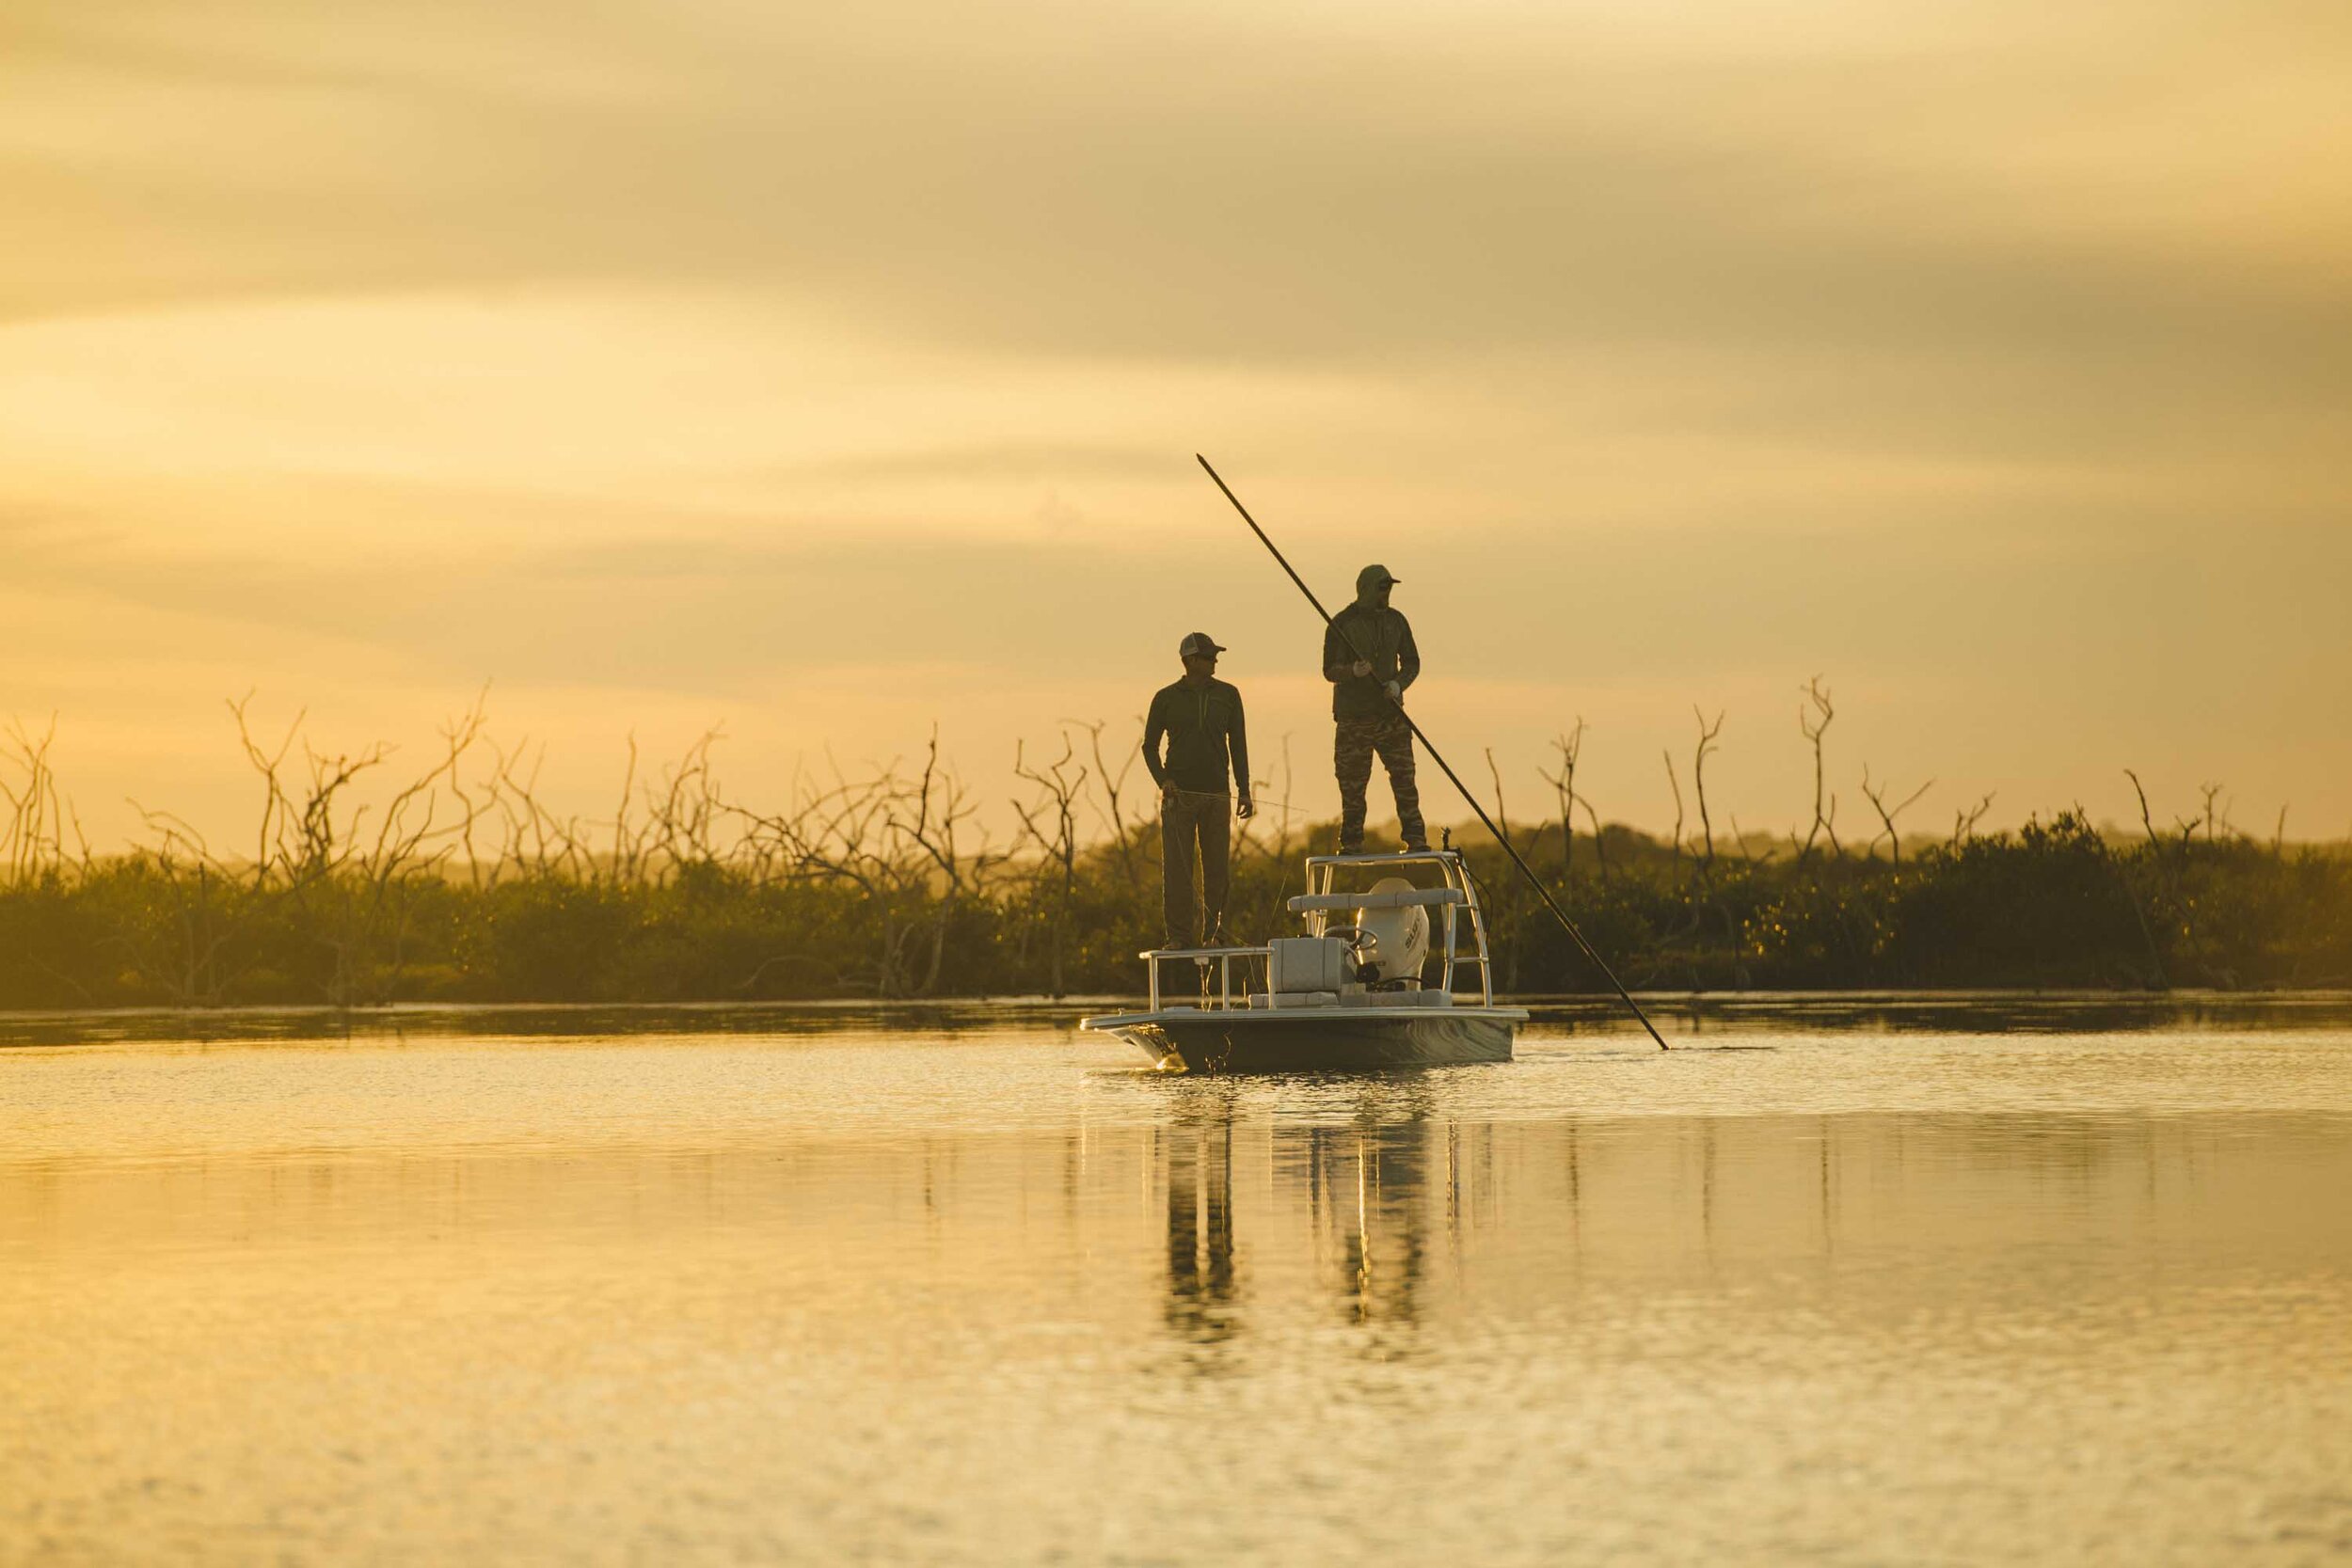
[1196,453,1672,1052]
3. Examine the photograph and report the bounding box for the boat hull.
[1082,1008,1521,1073]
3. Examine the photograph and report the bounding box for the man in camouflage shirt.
[1323,563,1426,854]
[1142,631,1254,946]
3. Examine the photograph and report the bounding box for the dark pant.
[1335,715,1425,851]
[1161,789,1232,945]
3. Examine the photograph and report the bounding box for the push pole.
[1197,453,1672,1051]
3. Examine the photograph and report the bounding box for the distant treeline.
[2,699,2346,1007]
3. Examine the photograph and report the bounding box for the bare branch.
[1691,707,1724,868]
[1799,676,1836,859]
[1662,748,1685,876]
[1948,791,1995,851]
[1537,719,1587,878]
[1860,766,1934,864]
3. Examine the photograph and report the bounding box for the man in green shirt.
[1142,631,1255,947]
[1323,563,1427,854]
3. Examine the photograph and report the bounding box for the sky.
[4,0,2348,853]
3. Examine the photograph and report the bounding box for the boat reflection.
[1161,1089,1243,1342]
[1298,1117,1438,1330]
[1145,1083,2347,1352]
[1159,1082,1463,1341]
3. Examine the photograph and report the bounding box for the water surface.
[6,999,2351,1563]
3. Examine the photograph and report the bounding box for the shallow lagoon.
[6,997,2352,1564]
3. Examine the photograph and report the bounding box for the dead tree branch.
[1860,767,1933,864]
[1537,720,1587,878]
[1799,677,1836,860]
[1692,707,1724,869]
[1011,732,1089,998]
[1948,791,1995,851]
[1662,748,1686,879]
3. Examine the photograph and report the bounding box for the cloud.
[1,0,2347,842]
[8,0,2343,515]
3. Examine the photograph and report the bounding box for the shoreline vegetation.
[4,695,2347,1008]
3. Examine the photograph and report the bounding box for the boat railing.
[1285,888,1466,912]
[1129,850,1502,1014]
[1136,945,1272,1014]
[1299,848,1498,1007]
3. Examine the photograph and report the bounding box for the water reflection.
[1136,1083,2352,1354]
[1305,1117,1438,1332]
[1156,1082,1457,1341]
[8,1027,2352,1565]
[1162,1086,1243,1341]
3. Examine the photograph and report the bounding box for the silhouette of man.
[1143,632,1254,946]
[1325,563,1426,854]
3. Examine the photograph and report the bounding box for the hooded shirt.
[1323,603,1420,721]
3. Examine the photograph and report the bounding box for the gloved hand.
[1350,658,1374,678]
[1382,680,1402,705]
[1236,796,1256,819]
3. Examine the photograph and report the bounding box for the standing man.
[1143,632,1255,947]
[1325,563,1427,854]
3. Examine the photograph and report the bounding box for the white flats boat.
[1081,849,1529,1072]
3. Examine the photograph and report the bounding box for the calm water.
[6,999,2352,1565]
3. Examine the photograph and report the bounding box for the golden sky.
[4,0,2348,847]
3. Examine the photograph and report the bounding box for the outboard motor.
[1350,876,1430,987]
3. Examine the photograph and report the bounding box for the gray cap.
[1178,631,1227,659]
[1357,563,1400,594]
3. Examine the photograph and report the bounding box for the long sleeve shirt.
[1322,603,1420,721]
[1142,677,1250,795]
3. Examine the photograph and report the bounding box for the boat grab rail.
[1136,944,1272,1014]
[1286,888,1466,912]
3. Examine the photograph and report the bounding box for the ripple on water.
[4,1001,2351,1564]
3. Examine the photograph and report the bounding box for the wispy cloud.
[1,0,2347,844]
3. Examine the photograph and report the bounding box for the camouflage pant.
[1160,789,1232,946]
[1334,715,1425,851]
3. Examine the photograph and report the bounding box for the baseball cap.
[1179,631,1227,659]
[1356,563,1400,594]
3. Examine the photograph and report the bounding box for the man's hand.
[1161,782,1178,810]
[1236,795,1256,820]
[1383,680,1403,705]
[1350,658,1374,678]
